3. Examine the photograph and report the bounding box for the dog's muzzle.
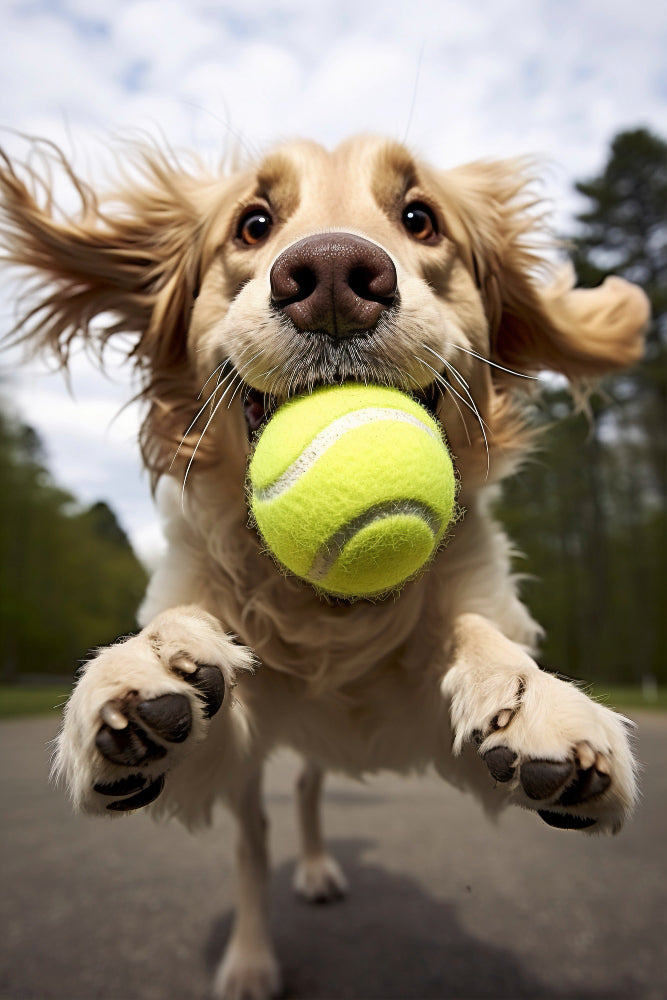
[242,231,438,435]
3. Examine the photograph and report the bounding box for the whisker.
[402,363,463,435]
[260,364,281,382]
[221,349,264,414]
[449,344,539,380]
[180,350,264,507]
[198,357,231,400]
[221,349,265,409]
[423,348,490,478]
[169,365,238,471]
[417,357,472,448]
[402,367,426,393]
[227,373,246,409]
[423,344,470,390]
[180,376,239,508]
[254,365,282,414]
[423,346,492,436]
[443,372,489,478]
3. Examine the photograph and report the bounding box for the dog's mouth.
[242,378,441,436]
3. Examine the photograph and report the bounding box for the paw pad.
[95,718,168,766]
[483,747,516,782]
[482,740,614,832]
[537,810,597,831]
[106,776,165,812]
[136,693,192,743]
[558,765,610,806]
[93,772,166,811]
[520,759,574,800]
[188,663,226,719]
[93,773,148,796]
[93,662,226,812]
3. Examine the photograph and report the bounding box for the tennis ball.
[247,383,457,599]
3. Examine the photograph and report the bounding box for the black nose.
[270,233,398,338]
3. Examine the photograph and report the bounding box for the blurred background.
[1,5,666,1000]
[0,0,664,701]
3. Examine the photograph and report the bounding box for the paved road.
[1,712,666,1000]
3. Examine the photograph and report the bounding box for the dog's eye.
[401,202,438,243]
[237,209,273,246]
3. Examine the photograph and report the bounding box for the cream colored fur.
[0,134,649,1000]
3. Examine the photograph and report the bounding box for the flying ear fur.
[435,159,649,379]
[488,259,650,378]
[0,141,206,373]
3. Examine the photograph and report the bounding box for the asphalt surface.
[1,712,666,1000]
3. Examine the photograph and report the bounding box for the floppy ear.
[0,142,212,374]
[490,261,650,379]
[436,160,650,379]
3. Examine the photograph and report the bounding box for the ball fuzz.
[247,384,457,599]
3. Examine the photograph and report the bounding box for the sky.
[1,0,666,563]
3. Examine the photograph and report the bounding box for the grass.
[0,681,664,720]
[589,684,667,712]
[0,684,71,719]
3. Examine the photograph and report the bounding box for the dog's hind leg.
[293,758,349,902]
[214,766,281,1000]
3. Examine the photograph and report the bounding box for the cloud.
[1,0,666,557]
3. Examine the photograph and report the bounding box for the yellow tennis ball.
[247,383,457,599]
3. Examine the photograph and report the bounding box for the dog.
[0,133,649,1000]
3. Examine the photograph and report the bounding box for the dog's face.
[0,133,649,492]
[191,136,487,434]
[182,134,647,489]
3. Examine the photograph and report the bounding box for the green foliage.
[572,129,667,301]
[0,406,148,680]
[589,684,667,713]
[0,684,71,718]
[496,128,667,686]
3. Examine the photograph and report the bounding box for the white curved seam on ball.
[308,499,442,581]
[254,408,439,502]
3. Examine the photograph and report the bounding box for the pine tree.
[572,128,666,501]
[571,128,666,684]
[495,128,666,686]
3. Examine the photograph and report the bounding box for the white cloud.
[1,0,666,557]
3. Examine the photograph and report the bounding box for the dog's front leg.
[53,605,254,815]
[214,767,281,1000]
[442,613,638,834]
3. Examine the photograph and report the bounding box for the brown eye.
[402,202,438,242]
[237,209,273,246]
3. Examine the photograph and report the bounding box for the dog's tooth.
[100,702,128,730]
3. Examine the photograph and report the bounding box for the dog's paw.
[52,607,254,814]
[293,853,349,903]
[443,663,638,834]
[213,942,282,1000]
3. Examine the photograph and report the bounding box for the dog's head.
[0,135,649,494]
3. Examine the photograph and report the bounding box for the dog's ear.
[488,258,649,380]
[0,142,220,374]
[435,160,650,379]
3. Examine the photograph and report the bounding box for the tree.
[0,404,149,679]
[571,128,666,684]
[572,128,667,502]
[495,128,666,686]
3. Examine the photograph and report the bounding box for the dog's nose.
[270,233,398,338]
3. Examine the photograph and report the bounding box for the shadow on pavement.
[204,838,621,1000]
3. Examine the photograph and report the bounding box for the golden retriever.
[0,134,649,1000]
